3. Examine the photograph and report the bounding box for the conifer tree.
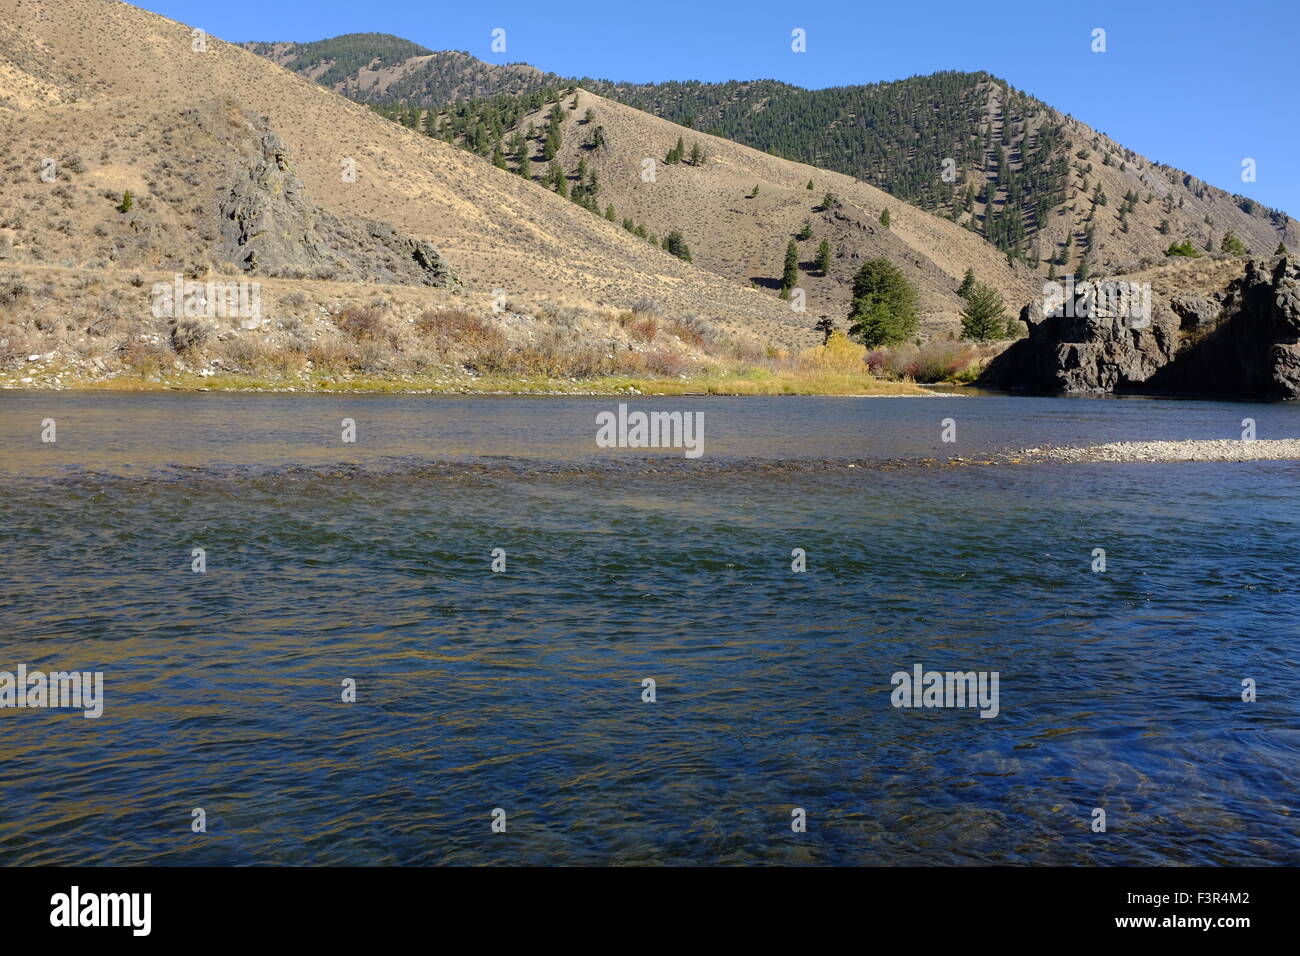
[816,238,832,275]
[960,283,1007,342]
[958,267,976,297]
[665,230,692,262]
[847,258,918,347]
[1220,231,1247,256]
[780,239,799,298]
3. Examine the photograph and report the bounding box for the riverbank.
[1018,438,1300,464]
[0,366,927,396]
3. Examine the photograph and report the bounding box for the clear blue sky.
[136,0,1299,218]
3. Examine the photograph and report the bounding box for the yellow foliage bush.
[796,329,868,374]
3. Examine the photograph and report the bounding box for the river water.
[1,392,1297,864]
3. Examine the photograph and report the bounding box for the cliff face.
[218,126,460,289]
[979,257,1300,399]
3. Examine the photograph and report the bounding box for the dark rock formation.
[218,125,459,290]
[979,257,1300,399]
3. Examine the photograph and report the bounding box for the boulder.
[980,257,1300,399]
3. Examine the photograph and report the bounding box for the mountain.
[463,87,1036,338]
[249,38,1299,280]
[241,37,555,106]
[0,0,826,356]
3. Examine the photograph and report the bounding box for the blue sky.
[136,0,1299,217]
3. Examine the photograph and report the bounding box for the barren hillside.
[0,0,816,349]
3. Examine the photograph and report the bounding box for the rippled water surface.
[1,392,1298,865]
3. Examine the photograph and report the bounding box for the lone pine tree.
[816,238,832,275]
[960,282,1007,343]
[847,258,918,347]
[780,239,800,298]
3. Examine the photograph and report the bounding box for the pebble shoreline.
[1016,439,1300,464]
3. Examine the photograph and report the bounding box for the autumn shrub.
[335,306,386,341]
[415,309,505,350]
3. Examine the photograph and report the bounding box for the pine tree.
[118,190,133,214]
[555,163,572,197]
[816,238,831,275]
[806,179,815,190]
[605,204,616,221]
[1276,242,1289,256]
[797,218,812,241]
[665,230,692,262]
[1221,231,1247,256]
[688,142,703,166]
[957,267,976,298]
[960,283,1007,343]
[542,122,562,161]
[780,239,799,298]
[847,258,918,347]
[879,208,891,229]
[814,315,835,343]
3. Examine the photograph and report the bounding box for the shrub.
[169,319,209,354]
[630,317,658,342]
[0,274,28,306]
[797,329,868,374]
[414,309,504,350]
[664,319,704,348]
[644,348,691,377]
[335,306,386,341]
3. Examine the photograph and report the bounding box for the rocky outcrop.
[979,257,1300,399]
[218,125,459,290]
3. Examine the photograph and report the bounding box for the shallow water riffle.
[0,392,1297,864]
